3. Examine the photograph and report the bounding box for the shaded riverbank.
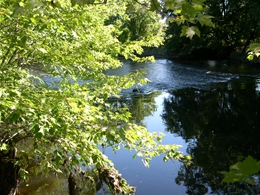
[143,48,260,65]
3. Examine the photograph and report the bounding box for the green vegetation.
[1,0,259,194]
[0,0,195,194]
[164,0,260,61]
[222,156,260,184]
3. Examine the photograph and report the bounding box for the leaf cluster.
[222,156,260,184]
[0,0,189,194]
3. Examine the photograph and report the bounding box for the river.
[22,59,260,194]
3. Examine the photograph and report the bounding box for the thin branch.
[3,129,25,143]
[76,0,108,5]
[7,48,18,65]
[132,0,150,8]
[1,48,11,66]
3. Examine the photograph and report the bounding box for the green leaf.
[19,2,25,7]
[247,54,254,61]
[71,0,95,6]
[0,143,8,151]
[8,112,21,123]
[181,2,198,19]
[181,26,200,39]
[247,43,260,59]
[142,159,150,168]
[163,156,169,162]
[193,0,206,3]
[38,48,47,54]
[164,1,175,10]
[197,15,215,27]
[222,156,260,183]
[30,17,37,25]
[248,43,260,51]
[150,0,162,12]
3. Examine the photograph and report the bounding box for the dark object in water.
[132,88,140,92]
[133,83,143,93]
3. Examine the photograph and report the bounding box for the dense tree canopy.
[0,0,194,194]
[3,0,257,194]
[164,0,260,60]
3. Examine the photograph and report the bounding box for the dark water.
[24,59,260,194]
[105,59,260,195]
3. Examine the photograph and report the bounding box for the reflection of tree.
[176,164,260,195]
[130,93,159,125]
[162,78,260,194]
[110,92,159,126]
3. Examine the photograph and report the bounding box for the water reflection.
[109,92,160,125]
[162,77,260,194]
[20,59,260,194]
[105,93,187,195]
[19,173,68,195]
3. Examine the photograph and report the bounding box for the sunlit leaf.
[248,43,260,52]
[30,17,37,24]
[247,54,254,61]
[0,143,8,151]
[71,0,96,6]
[19,2,25,7]
[197,15,215,27]
[181,25,200,39]
[38,48,47,54]
[222,156,260,183]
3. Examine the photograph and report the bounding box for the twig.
[132,0,150,8]
[2,129,25,143]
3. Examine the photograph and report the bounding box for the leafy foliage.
[0,0,191,194]
[164,0,214,39]
[222,156,260,184]
[247,43,260,60]
[70,0,214,39]
[164,0,260,59]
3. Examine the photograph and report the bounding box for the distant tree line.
[164,0,260,61]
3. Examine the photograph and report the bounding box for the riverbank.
[143,48,260,66]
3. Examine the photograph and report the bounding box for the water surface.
[104,59,260,194]
[23,59,260,194]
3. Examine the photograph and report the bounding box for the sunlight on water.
[24,59,260,195]
[104,92,188,195]
[143,92,188,153]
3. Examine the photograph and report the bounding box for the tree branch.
[131,0,149,8]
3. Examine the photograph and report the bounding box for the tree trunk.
[0,148,20,195]
[68,173,79,195]
[242,27,256,53]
